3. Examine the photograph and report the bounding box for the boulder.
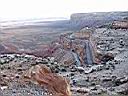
[115,77,128,86]
[112,20,128,29]
[23,65,72,96]
[0,59,6,65]
[115,83,128,95]
[101,53,114,62]
[71,87,90,93]
[84,65,104,74]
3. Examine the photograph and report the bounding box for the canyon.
[0,11,128,96]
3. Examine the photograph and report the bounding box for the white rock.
[1,86,8,90]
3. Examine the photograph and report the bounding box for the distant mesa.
[70,11,128,29]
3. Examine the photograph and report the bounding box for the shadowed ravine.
[72,51,81,66]
[85,40,94,65]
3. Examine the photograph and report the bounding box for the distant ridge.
[70,11,128,29]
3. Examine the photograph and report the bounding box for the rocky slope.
[0,54,72,96]
[1,27,128,96]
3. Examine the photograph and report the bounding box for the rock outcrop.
[52,28,97,66]
[24,64,72,96]
[111,20,128,29]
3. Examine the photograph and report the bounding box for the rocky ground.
[0,28,128,96]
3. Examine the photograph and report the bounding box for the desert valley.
[0,11,128,96]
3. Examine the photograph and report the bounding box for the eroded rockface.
[49,28,99,66]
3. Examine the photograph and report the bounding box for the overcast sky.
[0,0,128,20]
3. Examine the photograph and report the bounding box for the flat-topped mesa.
[59,28,97,65]
[70,12,128,28]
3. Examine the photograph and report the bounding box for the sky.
[0,0,128,20]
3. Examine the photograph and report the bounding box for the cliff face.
[51,28,98,66]
[70,11,128,29]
